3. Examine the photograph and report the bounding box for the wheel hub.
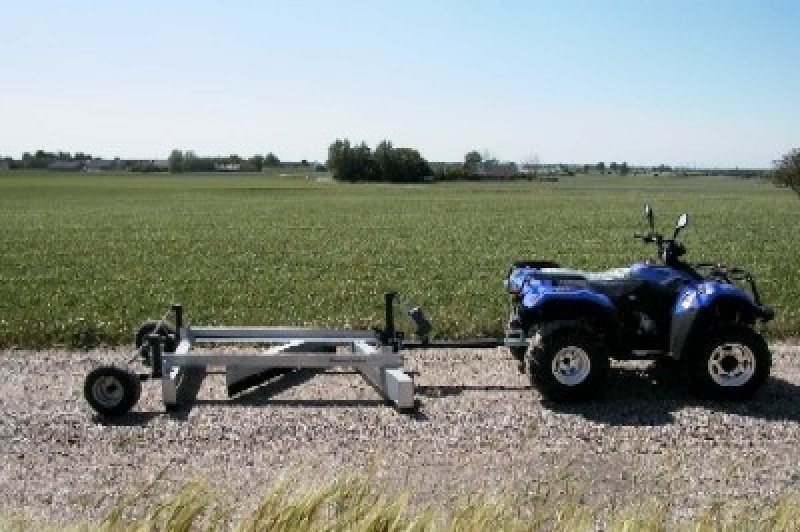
[551,346,591,386]
[92,376,125,407]
[708,342,756,387]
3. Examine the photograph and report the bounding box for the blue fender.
[516,276,619,337]
[670,280,772,359]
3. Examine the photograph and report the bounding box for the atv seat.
[535,267,643,300]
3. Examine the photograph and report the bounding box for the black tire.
[510,345,528,361]
[526,324,609,402]
[84,365,142,417]
[685,325,771,399]
[507,314,528,362]
[135,320,177,353]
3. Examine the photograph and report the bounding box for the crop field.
[0,170,798,348]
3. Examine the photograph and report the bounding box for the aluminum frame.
[154,326,414,410]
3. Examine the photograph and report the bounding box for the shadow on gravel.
[415,384,530,398]
[545,365,800,426]
[93,411,162,426]
[193,369,387,410]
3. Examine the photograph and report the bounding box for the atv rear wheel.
[686,325,770,399]
[510,345,527,361]
[527,324,609,402]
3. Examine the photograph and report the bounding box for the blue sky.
[1,1,797,167]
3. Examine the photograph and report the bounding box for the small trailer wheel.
[84,365,142,417]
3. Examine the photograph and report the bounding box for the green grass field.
[1,171,797,348]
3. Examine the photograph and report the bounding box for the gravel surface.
[2,342,800,522]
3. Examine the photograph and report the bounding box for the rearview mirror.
[673,213,688,238]
[644,203,654,231]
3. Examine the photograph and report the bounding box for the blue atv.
[504,204,774,402]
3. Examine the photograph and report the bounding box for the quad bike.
[504,204,774,401]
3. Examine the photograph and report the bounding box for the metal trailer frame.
[86,292,528,417]
[150,326,414,410]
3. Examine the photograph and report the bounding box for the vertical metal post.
[383,292,396,346]
[171,303,183,343]
[148,333,162,378]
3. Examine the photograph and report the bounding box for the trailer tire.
[84,365,142,417]
[135,320,177,353]
[527,323,608,402]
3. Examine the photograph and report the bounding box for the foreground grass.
[3,473,800,531]
[1,171,798,347]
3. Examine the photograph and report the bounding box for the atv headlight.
[680,290,697,310]
[522,293,541,307]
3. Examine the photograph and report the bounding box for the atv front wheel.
[527,324,609,402]
[687,325,771,399]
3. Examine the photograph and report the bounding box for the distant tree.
[300,159,309,166]
[250,154,265,171]
[772,148,800,197]
[264,152,281,167]
[464,150,482,169]
[182,150,197,172]
[610,162,618,172]
[596,162,605,173]
[582,164,590,174]
[619,162,630,175]
[168,149,184,173]
[327,139,430,182]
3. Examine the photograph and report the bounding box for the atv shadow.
[545,364,800,426]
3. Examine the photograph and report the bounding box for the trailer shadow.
[415,384,531,398]
[189,369,388,410]
[544,365,800,427]
[94,368,392,425]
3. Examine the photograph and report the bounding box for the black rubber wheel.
[527,324,609,402]
[685,325,771,400]
[135,320,177,353]
[84,365,142,417]
[510,345,528,361]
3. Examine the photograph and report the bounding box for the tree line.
[326,140,432,182]
[2,150,97,169]
[3,145,797,195]
[167,150,284,173]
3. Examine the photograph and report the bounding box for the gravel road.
[2,342,800,522]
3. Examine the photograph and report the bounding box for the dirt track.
[2,342,800,522]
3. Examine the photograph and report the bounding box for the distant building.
[475,161,518,177]
[0,161,9,171]
[47,161,84,171]
[84,159,118,172]
[128,159,169,171]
